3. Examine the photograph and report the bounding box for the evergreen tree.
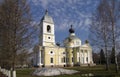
[117,52,120,65]
[100,49,106,64]
[110,47,115,64]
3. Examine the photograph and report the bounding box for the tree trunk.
[105,43,109,71]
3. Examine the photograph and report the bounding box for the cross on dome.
[45,9,48,15]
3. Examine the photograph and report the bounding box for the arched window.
[63,57,66,63]
[86,57,88,62]
[50,57,53,63]
[47,25,51,33]
[81,50,83,53]
[72,57,73,62]
[63,52,66,54]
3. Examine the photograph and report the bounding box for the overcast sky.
[28,0,100,45]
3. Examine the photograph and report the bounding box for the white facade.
[33,10,94,67]
[64,33,81,47]
[39,10,55,47]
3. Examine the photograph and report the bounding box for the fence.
[0,66,16,77]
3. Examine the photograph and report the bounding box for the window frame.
[50,57,53,63]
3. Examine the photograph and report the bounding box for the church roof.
[64,26,81,47]
[64,34,81,47]
[66,25,81,42]
[41,10,54,23]
[65,35,80,41]
[81,42,92,49]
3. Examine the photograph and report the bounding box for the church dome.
[69,25,75,33]
[41,10,54,23]
[64,35,81,47]
[64,26,81,47]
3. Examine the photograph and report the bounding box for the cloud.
[30,0,100,32]
[39,0,48,8]
[30,0,40,5]
[85,18,91,26]
[30,0,64,9]
[30,21,39,28]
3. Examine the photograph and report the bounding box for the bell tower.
[39,10,55,47]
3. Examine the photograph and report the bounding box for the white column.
[90,50,93,63]
[57,48,60,66]
[79,49,81,64]
[12,70,16,77]
[88,50,90,63]
[37,50,41,66]
[8,70,11,77]
[40,50,41,65]
[87,51,88,63]
[83,50,85,64]
[1,68,3,72]
[4,69,7,76]
[81,50,83,64]
[3,69,5,74]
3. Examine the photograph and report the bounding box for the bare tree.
[0,0,36,75]
[16,49,29,67]
[89,0,112,71]
[92,52,100,64]
[106,0,120,73]
[89,0,120,72]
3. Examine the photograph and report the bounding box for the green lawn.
[16,65,120,77]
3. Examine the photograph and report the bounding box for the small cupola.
[64,25,81,47]
[41,10,54,23]
[69,25,75,33]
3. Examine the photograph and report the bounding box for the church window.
[50,51,53,54]
[50,57,53,63]
[72,57,73,62]
[47,25,51,33]
[63,57,66,63]
[81,50,83,53]
[79,57,80,62]
[61,57,66,63]
[86,57,88,62]
[63,52,66,54]
[48,37,50,39]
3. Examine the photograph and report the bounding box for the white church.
[33,10,94,67]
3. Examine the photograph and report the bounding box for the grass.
[16,65,120,77]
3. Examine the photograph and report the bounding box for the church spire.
[45,9,48,15]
